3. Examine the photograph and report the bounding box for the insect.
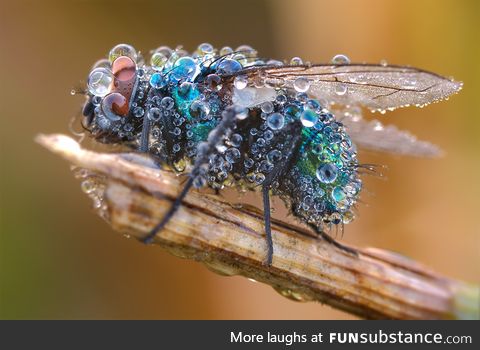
[81,43,462,265]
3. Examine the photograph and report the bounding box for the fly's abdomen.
[282,103,362,228]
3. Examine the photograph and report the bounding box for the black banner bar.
[0,320,477,349]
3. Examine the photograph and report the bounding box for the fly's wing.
[239,63,462,112]
[335,107,442,157]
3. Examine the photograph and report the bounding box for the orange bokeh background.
[0,0,478,319]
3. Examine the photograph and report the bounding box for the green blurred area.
[0,0,478,319]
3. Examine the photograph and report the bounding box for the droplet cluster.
[83,43,361,231]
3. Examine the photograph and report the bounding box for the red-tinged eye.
[111,56,137,100]
[102,92,129,120]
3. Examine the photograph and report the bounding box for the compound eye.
[102,92,129,121]
[112,56,137,100]
[81,99,95,127]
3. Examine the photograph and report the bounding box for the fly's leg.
[142,107,238,244]
[138,114,150,153]
[260,121,303,266]
[261,185,274,265]
[142,176,194,243]
[310,225,358,256]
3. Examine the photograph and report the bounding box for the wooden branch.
[36,134,479,320]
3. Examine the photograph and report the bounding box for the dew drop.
[160,96,175,110]
[335,83,348,96]
[316,163,338,183]
[267,149,282,163]
[206,74,222,91]
[197,42,214,55]
[293,77,311,92]
[150,52,168,70]
[235,107,248,120]
[147,107,161,121]
[300,109,317,127]
[331,186,346,202]
[217,59,242,75]
[109,43,137,63]
[254,173,265,184]
[260,101,274,114]
[233,75,248,90]
[290,57,303,65]
[225,148,241,163]
[230,133,243,147]
[133,106,144,118]
[81,179,96,194]
[189,100,210,119]
[331,54,350,65]
[87,68,113,97]
[149,72,166,89]
[266,113,285,130]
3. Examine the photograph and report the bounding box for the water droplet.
[276,94,287,104]
[331,54,350,65]
[133,106,144,118]
[225,148,241,163]
[147,107,161,121]
[380,59,388,66]
[109,43,137,63]
[254,173,265,184]
[235,107,248,120]
[197,42,214,54]
[189,100,210,119]
[300,109,318,127]
[267,149,282,163]
[219,46,233,56]
[335,83,348,96]
[160,96,175,110]
[233,75,248,90]
[244,158,254,168]
[260,101,274,114]
[342,211,355,224]
[171,56,199,81]
[81,179,96,194]
[230,133,243,147]
[293,77,311,92]
[150,52,168,70]
[87,68,113,97]
[331,186,346,202]
[290,56,303,65]
[217,59,242,75]
[149,72,166,89]
[316,163,338,183]
[206,74,222,91]
[266,113,285,130]
[372,121,383,131]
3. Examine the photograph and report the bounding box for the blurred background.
[0,0,478,319]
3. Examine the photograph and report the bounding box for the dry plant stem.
[36,134,479,320]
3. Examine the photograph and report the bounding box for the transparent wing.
[335,107,442,157]
[239,63,462,112]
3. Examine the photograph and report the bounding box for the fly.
[80,43,462,266]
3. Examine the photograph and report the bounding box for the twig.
[36,133,479,320]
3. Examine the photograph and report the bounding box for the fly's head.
[82,44,144,145]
